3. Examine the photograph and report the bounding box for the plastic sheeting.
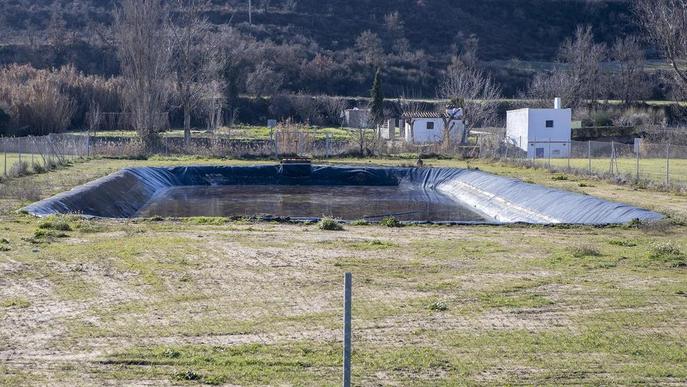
[23,164,663,224]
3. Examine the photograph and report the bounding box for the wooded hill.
[0,0,640,98]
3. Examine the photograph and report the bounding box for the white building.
[506,98,572,158]
[398,107,466,144]
[343,108,371,129]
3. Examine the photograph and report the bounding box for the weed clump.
[1,297,31,308]
[552,175,569,181]
[31,162,46,173]
[318,217,344,231]
[9,160,29,177]
[429,301,448,311]
[34,229,69,239]
[186,217,227,225]
[350,219,369,226]
[650,242,686,267]
[38,219,73,231]
[380,216,402,228]
[162,348,181,358]
[176,370,202,381]
[569,245,601,257]
[608,239,637,247]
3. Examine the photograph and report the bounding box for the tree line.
[0,0,685,150]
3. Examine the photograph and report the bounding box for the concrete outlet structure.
[506,98,572,158]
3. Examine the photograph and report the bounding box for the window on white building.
[545,120,554,128]
[426,122,434,130]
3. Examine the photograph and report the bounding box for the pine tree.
[369,68,385,127]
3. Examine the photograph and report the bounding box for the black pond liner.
[23,164,663,225]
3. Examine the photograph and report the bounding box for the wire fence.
[495,139,687,190]
[0,134,90,178]
[2,131,686,191]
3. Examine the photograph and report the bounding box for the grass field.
[0,153,43,176]
[0,153,82,179]
[1,157,686,385]
[530,157,687,186]
[71,126,357,141]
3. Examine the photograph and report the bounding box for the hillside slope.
[0,0,638,97]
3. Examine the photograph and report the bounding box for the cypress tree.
[369,68,385,127]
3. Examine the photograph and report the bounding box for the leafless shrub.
[0,65,75,135]
[9,160,29,177]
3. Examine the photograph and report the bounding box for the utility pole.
[248,0,252,25]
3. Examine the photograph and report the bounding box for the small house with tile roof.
[398,107,466,144]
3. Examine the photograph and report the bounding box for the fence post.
[611,141,615,176]
[17,136,22,164]
[2,137,6,177]
[567,141,571,170]
[30,136,34,167]
[273,131,279,160]
[666,141,671,186]
[343,272,352,387]
[547,138,551,168]
[636,141,640,182]
[588,140,592,174]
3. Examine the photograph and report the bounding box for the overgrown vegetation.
[380,216,402,227]
[318,217,344,231]
[650,241,686,267]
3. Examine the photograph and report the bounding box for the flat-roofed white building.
[506,98,572,158]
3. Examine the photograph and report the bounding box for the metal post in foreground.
[343,272,352,387]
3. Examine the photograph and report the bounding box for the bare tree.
[437,59,501,145]
[610,36,651,104]
[246,62,283,97]
[87,100,102,136]
[114,0,172,151]
[558,26,607,107]
[199,80,224,131]
[170,0,221,146]
[355,30,385,68]
[526,26,607,108]
[317,96,346,126]
[636,0,687,94]
[525,70,570,106]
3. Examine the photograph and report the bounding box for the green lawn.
[0,157,686,385]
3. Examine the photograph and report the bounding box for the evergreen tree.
[369,68,385,127]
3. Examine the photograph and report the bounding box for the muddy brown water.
[135,185,486,222]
